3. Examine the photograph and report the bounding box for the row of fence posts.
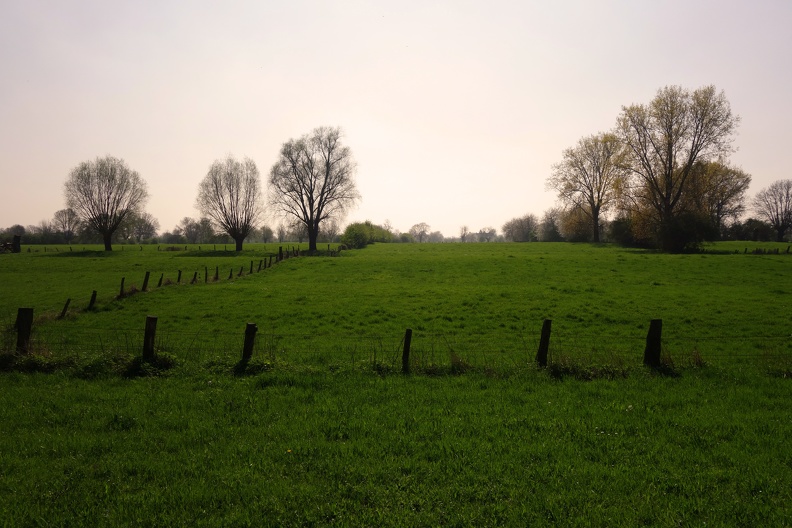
[12,309,665,370]
[47,247,310,321]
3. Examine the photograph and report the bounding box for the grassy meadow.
[2,241,791,369]
[1,241,791,525]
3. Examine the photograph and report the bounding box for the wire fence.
[3,321,791,373]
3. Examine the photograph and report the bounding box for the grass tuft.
[0,351,77,373]
[123,352,178,378]
[547,353,630,380]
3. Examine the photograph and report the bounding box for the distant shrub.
[341,221,393,249]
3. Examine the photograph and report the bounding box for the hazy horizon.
[2,0,791,238]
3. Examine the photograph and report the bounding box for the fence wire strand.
[4,323,790,372]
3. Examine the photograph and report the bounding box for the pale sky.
[1,0,790,238]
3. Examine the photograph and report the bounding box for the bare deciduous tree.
[617,85,739,251]
[409,222,430,243]
[477,226,497,243]
[52,208,80,244]
[548,132,626,242]
[269,126,360,252]
[64,155,149,251]
[197,155,264,251]
[752,179,792,242]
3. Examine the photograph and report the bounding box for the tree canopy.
[269,127,359,252]
[64,155,149,251]
[616,85,739,251]
[196,155,264,251]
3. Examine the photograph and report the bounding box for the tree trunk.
[103,232,113,251]
[308,233,318,252]
[591,211,600,243]
[234,237,244,251]
[308,225,318,252]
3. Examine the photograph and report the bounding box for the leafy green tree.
[617,85,739,251]
[548,132,626,242]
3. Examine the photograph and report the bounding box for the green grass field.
[1,242,791,525]
[2,241,791,370]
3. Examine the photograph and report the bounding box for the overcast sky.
[2,0,790,238]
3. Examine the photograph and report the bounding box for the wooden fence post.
[191,271,198,284]
[177,270,182,284]
[643,319,663,367]
[88,290,97,310]
[278,246,283,261]
[249,261,253,274]
[59,299,71,319]
[143,316,158,361]
[16,308,34,354]
[157,274,163,288]
[142,271,150,292]
[536,319,552,367]
[258,259,263,272]
[205,267,208,283]
[242,323,258,362]
[402,328,413,374]
[119,277,125,297]
[228,268,233,280]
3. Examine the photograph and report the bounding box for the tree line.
[4,89,791,251]
[543,84,791,250]
[1,126,359,252]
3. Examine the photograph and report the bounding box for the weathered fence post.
[258,259,263,272]
[402,328,413,374]
[143,316,158,361]
[119,277,125,297]
[228,268,233,280]
[278,246,283,261]
[88,290,97,310]
[242,323,258,362]
[214,266,219,281]
[205,267,208,283]
[157,273,164,287]
[643,319,663,367]
[16,308,34,354]
[177,270,182,284]
[59,299,71,319]
[249,261,253,274]
[269,255,273,267]
[142,271,150,292]
[536,319,552,367]
[191,271,198,284]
